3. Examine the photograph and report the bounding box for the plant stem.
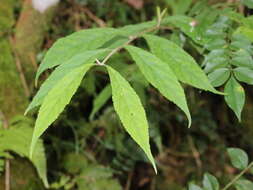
[101,22,161,65]
[222,162,253,190]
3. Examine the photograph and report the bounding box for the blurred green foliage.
[1,0,253,190]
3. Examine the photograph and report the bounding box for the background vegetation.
[1,0,253,189]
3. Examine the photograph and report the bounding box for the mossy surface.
[0,0,27,120]
[0,159,44,190]
[14,0,57,84]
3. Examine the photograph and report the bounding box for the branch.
[100,22,160,65]
[222,162,253,190]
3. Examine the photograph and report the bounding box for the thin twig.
[82,7,106,27]
[188,136,202,175]
[125,171,133,190]
[101,24,160,65]
[29,52,38,70]
[0,110,10,190]
[222,162,253,190]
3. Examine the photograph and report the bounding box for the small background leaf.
[208,68,230,87]
[227,148,249,170]
[189,184,203,190]
[235,179,253,190]
[242,0,253,9]
[224,76,245,121]
[203,173,219,190]
[234,67,253,85]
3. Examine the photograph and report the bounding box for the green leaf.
[30,64,93,157]
[231,50,253,69]
[35,28,119,82]
[203,173,219,190]
[106,66,156,173]
[165,15,209,45]
[208,68,230,87]
[230,34,253,54]
[0,125,48,187]
[235,27,253,42]
[242,0,253,9]
[234,67,253,85]
[125,45,191,127]
[224,76,245,121]
[35,20,165,83]
[144,35,222,94]
[227,148,249,170]
[165,0,192,15]
[63,153,88,174]
[189,184,203,190]
[204,49,229,73]
[235,179,253,190]
[89,85,112,120]
[205,39,226,50]
[76,164,121,190]
[25,49,107,114]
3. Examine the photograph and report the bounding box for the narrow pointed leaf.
[224,76,245,121]
[144,34,223,94]
[35,22,166,83]
[125,45,191,127]
[106,66,156,173]
[36,28,119,82]
[30,64,93,157]
[25,49,108,115]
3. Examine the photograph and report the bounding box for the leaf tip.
[213,89,225,95]
[29,135,37,159]
[24,108,29,116]
[154,165,158,174]
[187,119,192,128]
[236,114,242,122]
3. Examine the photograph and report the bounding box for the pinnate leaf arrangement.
[25,5,253,172]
